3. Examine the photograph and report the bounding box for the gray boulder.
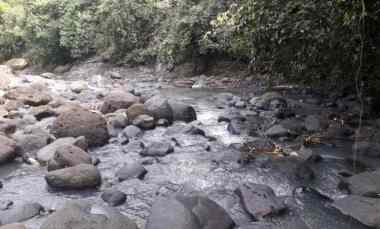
[40,201,138,229]
[168,100,197,123]
[50,107,109,147]
[140,141,174,157]
[100,91,139,114]
[0,203,43,224]
[146,194,234,229]
[144,95,173,123]
[132,114,155,130]
[47,145,92,171]
[116,163,147,181]
[235,183,286,220]
[45,164,101,189]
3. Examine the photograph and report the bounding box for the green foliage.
[0,0,379,102]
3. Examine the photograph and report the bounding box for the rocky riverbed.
[0,59,379,229]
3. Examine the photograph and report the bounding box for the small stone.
[101,189,127,206]
[140,141,174,157]
[132,114,155,130]
[116,163,147,181]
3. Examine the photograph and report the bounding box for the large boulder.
[340,169,380,196]
[168,100,197,123]
[40,201,138,229]
[47,145,92,171]
[0,135,17,164]
[5,87,52,106]
[0,202,43,225]
[50,107,109,147]
[333,195,380,228]
[144,95,173,123]
[146,194,235,229]
[5,58,28,71]
[45,164,101,189]
[100,91,139,114]
[36,137,87,164]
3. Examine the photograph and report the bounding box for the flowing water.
[0,63,370,229]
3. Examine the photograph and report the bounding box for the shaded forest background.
[0,0,379,110]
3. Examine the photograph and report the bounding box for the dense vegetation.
[0,0,379,101]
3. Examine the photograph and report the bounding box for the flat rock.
[0,203,43,224]
[116,163,147,181]
[5,87,52,106]
[0,224,26,229]
[140,141,174,157]
[40,201,138,229]
[45,164,101,189]
[341,169,380,196]
[333,195,380,228]
[235,183,286,220]
[5,58,28,71]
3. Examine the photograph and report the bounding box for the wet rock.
[45,164,101,189]
[165,122,205,136]
[235,183,286,220]
[157,118,169,127]
[40,201,138,229]
[31,105,57,121]
[353,141,380,158]
[333,196,380,228]
[0,224,26,229]
[0,135,17,164]
[51,107,109,147]
[101,189,127,206]
[240,138,276,154]
[126,103,148,121]
[227,119,245,135]
[13,127,52,155]
[40,72,56,79]
[218,111,246,123]
[70,81,87,94]
[5,87,52,106]
[295,162,315,182]
[250,92,285,110]
[53,64,72,74]
[47,145,92,171]
[0,202,43,224]
[106,112,128,137]
[100,91,139,114]
[120,125,143,140]
[0,201,12,211]
[146,194,234,229]
[5,58,28,71]
[116,163,147,181]
[304,115,323,132]
[144,95,173,123]
[168,100,197,122]
[265,124,293,138]
[140,141,174,157]
[36,137,86,163]
[109,71,122,79]
[132,114,155,130]
[340,169,380,196]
